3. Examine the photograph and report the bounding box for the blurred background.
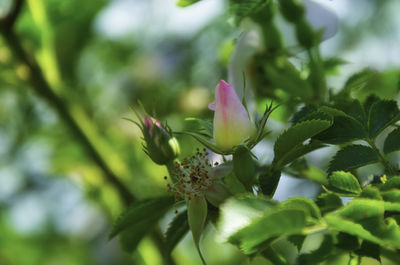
[0,0,399,264]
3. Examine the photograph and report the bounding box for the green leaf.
[336,232,360,251]
[384,127,400,154]
[335,199,383,221]
[224,171,248,194]
[262,247,291,265]
[176,0,201,7]
[228,0,266,24]
[343,68,377,93]
[296,235,335,265]
[381,190,400,203]
[328,145,379,173]
[185,117,213,137]
[164,210,189,255]
[360,186,381,200]
[233,145,257,189]
[109,196,174,239]
[368,99,400,138]
[327,171,361,195]
[313,107,367,144]
[291,104,319,125]
[299,111,333,123]
[363,94,380,117]
[119,223,151,252]
[315,193,343,214]
[188,196,208,264]
[259,168,281,196]
[326,199,400,248]
[273,119,332,165]
[265,62,313,100]
[287,160,328,185]
[333,99,366,125]
[281,197,321,221]
[217,195,278,242]
[323,57,347,72]
[382,201,400,212]
[287,235,306,252]
[325,215,384,246]
[355,241,381,263]
[229,208,306,254]
[188,196,207,247]
[380,177,400,191]
[278,140,327,168]
[179,131,226,154]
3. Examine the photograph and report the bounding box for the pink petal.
[144,116,154,136]
[210,80,255,150]
[208,101,216,111]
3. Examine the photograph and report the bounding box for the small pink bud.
[141,115,179,165]
[209,80,255,151]
[144,116,163,136]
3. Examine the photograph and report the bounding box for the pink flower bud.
[209,80,256,151]
[144,116,163,136]
[141,115,179,165]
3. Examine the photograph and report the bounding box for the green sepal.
[187,196,208,264]
[178,131,227,154]
[233,145,257,190]
[185,117,213,137]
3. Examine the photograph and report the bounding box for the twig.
[1,0,135,205]
[0,0,24,32]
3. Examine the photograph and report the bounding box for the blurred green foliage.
[0,0,399,265]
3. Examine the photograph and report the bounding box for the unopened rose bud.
[209,80,256,151]
[141,116,180,165]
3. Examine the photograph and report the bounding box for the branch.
[1,0,135,204]
[0,0,24,33]
[0,3,177,264]
[3,31,135,204]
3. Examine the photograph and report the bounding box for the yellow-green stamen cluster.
[166,148,218,201]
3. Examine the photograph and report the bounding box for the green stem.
[367,139,396,176]
[307,48,327,103]
[166,159,179,183]
[302,222,328,235]
[195,243,207,265]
